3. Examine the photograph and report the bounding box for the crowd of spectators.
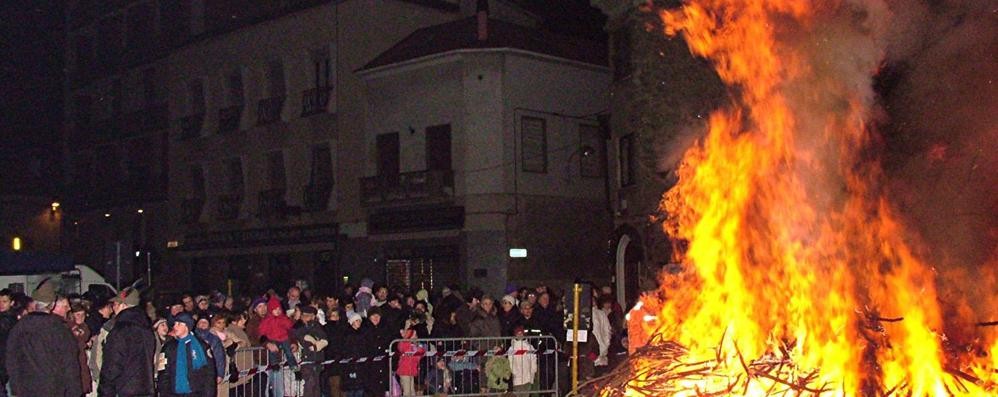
[0,278,628,397]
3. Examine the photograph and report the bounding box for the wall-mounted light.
[509,248,528,258]
[167,240,179,248]
[104,213,111,218]
[50,202,60,212]
[137,208,144,214]
[12,237,22,252]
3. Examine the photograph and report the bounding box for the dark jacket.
[98,306,157,397]
[156,333,217,397]
[5,312,83,397]
[498,309,521,336]
[293,320,328,365]
[322,320,344,376]
[339,324,369,391]
[0,310,17,384]
[469,309,502,337]
[195,328,226,378]
[365,321,394,394]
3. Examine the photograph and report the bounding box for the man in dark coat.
[157,313,216,397]
[98,288,157,397]
[0,289,17,396]
[294,306,328,397]
[340,312,369,397]
[5,279,83,397]
[364,307,393,397]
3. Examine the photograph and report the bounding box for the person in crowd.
[295,306,328,397]
[259,296,297,397]
[322,308,344,397]
[68,303,93,395]
[499,295,521,336]
[380,295,405,330]
[181,294,196,314]
[284,286,302,312]
[98,287,156,397]
[396,327,424,396]
[424,358,452,396]
[167,302,185,327]
[145,301,158,322]
[469,296,501,338]
[341,284,355,301]
[410,301,434,338]
[365,307,393,396]
[455,288,482,335]
[431,305,463,339]
[153,318,170,376]
[195,317,226,386]
[0,289,16,396]
[340,312,367,397]
[371,285,389,308]
[224,313,250,351]
[516,301,542,336]
[592,296,613,377]
[87,299,114,341]
[343,300,357,321]
[222,296,236,313]
[244,296,267,345]
[508,325,537,394]
[157,313,216,397]
[194,296,211,320]
[5,278,83,397]
[323,295,340,317]
[415,289,432,317]
[354,279,374,317]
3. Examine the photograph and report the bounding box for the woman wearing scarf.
[157,313,217,397]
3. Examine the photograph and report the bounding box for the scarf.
[175,333,209,394]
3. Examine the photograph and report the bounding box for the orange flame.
[614,0,997,395]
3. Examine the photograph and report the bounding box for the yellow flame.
[608,0,997,395]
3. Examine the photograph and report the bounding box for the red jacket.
[258,297,294,342]
[396,340,424,376]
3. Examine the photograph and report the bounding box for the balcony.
[301,87,331,116]
[360,170,454,207]
[257,188,287,219]
[218,105,243,134]
[216,194,242,221]
[181,198,205,224]
[178,113,205,141]
[303,183,333,212]
[257,97,285,125]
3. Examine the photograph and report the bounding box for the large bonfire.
[597,0,997,396]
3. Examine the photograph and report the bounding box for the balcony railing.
[360,170,454,207]
[178,113,205,140]
[182,198,205,224]
[218,105,243,134]
[303,182,333,212]
[257,96,285,125]
[216,194,242,221]
[257,188,287,219]
[301,87,331,116]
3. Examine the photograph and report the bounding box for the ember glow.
[604,0,997,396]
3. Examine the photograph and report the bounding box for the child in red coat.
[396,328,424,396]
[258,296,298,368]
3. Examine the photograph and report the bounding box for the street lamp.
[11,237,22,251]
[50,202,60,213]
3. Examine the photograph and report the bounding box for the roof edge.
[357,47,611,78]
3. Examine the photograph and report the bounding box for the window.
[309,144,333,186]
[267,60,285,98]
[612,27,633,81]
[224,158,244,195]
[310,47,331,88]
[227,69,244,106]
[267,151,286,190]
[425,124,452,171]
[521,116,547,173]
[188,79,205,114]
[579,124,606,178]
[619,134,636,187]
[376,133,400,177]
[189,164,206,198]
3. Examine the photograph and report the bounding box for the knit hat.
[501,294,517,306]
[174,312,195,330]
[267,296,282,313]
[111,287,140,307]
[360,278,374,289]
[347,312,362,324]
[31,277,57,304]
[250,296,267,310]
[152,318,167,329]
